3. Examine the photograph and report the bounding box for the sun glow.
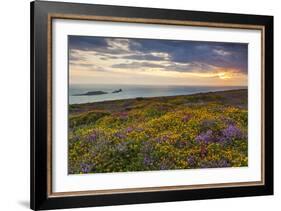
[217,72,232,80]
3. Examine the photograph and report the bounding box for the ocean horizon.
[69,84,247,104]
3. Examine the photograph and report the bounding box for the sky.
[69,36,248,86]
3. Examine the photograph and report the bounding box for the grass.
[68,89,248,174]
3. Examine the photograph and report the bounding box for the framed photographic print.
[30,1,273,210]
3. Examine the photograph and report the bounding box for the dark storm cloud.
[129,39,248,73]
[69,36,130,54]
[69,36,109,51]
[69,35,248,74]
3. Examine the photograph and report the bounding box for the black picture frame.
[31,1,273,210]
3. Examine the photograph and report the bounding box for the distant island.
[73,91,108,96]
[73,89,123,96]
[112,89,122,93]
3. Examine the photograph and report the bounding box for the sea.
[69,84,246,105]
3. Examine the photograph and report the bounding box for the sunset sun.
[217,72,232,80]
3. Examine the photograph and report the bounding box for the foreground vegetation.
[68,89,248,174]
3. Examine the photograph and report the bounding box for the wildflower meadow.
[68,89,248,174]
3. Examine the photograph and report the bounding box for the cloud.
[122,53,166,61]
[69,36,248,76]
[213,49,232,56]
[69,36,133,54]
[166,62,215,72]
[70,62,108,72]
[69,36,108,51]
[128,39,248,73]
[112,61,165,69]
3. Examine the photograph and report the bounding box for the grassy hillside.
[68,89,248,174]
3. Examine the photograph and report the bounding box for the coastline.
[69,88,248,115]
[69,88,248,107]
